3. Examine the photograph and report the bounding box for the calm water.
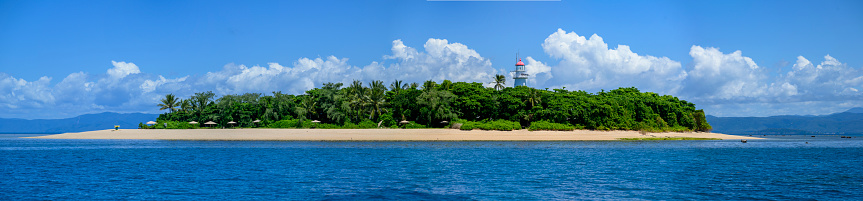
[2,134,862,200]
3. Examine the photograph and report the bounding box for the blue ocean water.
[2,134,862,200]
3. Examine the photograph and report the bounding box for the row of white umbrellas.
[145,120,264,125]
[147,119,425,126]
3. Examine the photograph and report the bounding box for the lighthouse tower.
[512,58,528,87]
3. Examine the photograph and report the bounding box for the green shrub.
[458,119,521,131]
[316,123,342,129]
[596,125,610,131]
[268,119,312,128]
[528,120,575,131]
[357,119,378,128]
[340,122,358,129]
[152,120,198,129]
[268,119,296,128]
[285,120,388,129]
[405,122,427,129]
[379,112,397,128]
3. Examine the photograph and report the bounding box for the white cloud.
[778,55,863,99]
[4,32,863,119]
[198,56,358,95]
[53,72,94,104]
[540,29,686,94]
[681,48,863,116]
[0,74,54,109]
[381,39,497,84]
[522,57,552,87]
[0,37,502,119]
[140,75,188,93]
[684,45,767,100]
[107,61,141,79]
[532,29,862,116]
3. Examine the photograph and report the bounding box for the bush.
[379,112,397,128]
[140,121,202,129]
[267,119,388,129]
[528,120,575,131]
[316,123,342,129]
[405,122,427,129]
[459,119,521,131]
[357,119,378,129]
[268,119,312,128]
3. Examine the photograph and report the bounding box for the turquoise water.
[2,134,862,200]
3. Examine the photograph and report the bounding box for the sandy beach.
[28,129,761,141]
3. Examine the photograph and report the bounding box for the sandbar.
[28,129,761,141]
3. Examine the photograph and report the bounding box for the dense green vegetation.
[457,119,522,131]
[151,79,711,132]
[528,120,578,131]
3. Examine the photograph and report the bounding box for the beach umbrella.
[227,121,236,124]
[311,120,321,123]
[399,120,410,124]
[204,121,217,125]
[252,119,261,123]
[189,121,199,124]
[146,121,157,125]
[440,121,449,124]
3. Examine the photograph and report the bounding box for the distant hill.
[0,112,159,134]
[708,107,863,135]
[845,107,863,114]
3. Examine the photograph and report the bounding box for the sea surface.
[2,134,862,200]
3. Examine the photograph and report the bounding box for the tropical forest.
[149,77,712,132]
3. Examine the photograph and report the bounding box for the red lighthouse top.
[516,59,524,66]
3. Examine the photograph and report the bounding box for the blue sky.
[1,0,862,119]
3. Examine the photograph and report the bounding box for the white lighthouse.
[512,58,528,87]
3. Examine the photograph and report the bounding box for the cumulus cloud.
[684,45,768,100]
[3,30,862,118]
[197,56,357,95]
[0,74,54,109]
[382,39,497,84]
[0,38,502,119]
[531,29,863,116]
[522,57,552,87]
[107,61,141,79]
[779,55,863,99]
[680,48,863,116]
[540,29,686,94]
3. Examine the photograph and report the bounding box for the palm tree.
[179,99,191,112]
[296,93,317,121]
[158,94,179,113]
[390,79,406,93]
[493,74,506,91]
[422,80,437,92]
[346,80,367,122]
[416,90,457,125]
[525,88,543,108]
[366,80,388,120]
[190,91,215,113]
[439,80,453,91]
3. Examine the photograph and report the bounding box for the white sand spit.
[28,129,761,141]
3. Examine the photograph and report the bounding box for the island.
[30,129,757,141]
[28,79,757,141]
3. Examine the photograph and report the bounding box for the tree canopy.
[155,80,711,131]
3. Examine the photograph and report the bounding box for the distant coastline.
[29,129,760,141]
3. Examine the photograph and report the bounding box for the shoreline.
[27,129,762,141]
